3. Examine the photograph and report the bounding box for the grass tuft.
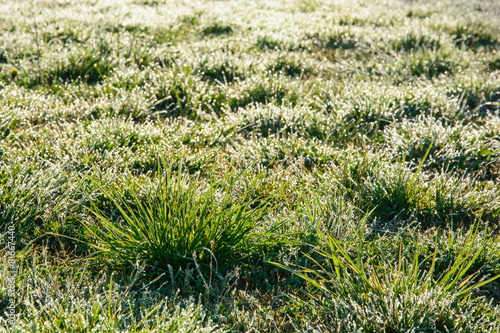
[82,162,278,270]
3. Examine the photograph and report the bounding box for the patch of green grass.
[0,251,222,332]
[274,223,500,332]
[0,162,68,242]
[448,22,499,50]
[390,29,444,52]
[196,52,244,84]
[201,22,234,36]
[267,52,315,78]
[397,47,463,78]
[82,163,280,270]
[1,0,499,331]
[228,74,302,109]
[383,116,500,180]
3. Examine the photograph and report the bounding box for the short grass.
[1,0,500,331]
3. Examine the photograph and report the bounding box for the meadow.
[1,0,500,331]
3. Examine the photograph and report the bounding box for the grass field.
[1,0,500,331]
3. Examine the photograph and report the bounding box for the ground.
[1,0,500,332]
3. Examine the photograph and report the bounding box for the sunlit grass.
[0,0,499,331]
[82,162,281,270]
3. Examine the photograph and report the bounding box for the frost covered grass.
[1,0,500,331]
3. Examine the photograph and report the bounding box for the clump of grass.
[239,105,326,139]
[0,50,8,64]
[82,163,279,270]
[267,52,314,78]
[29,41,115,87]
[383,116,500,179]
[324,28,358,50]
[201,22,234,36]
[318,152,422,228]
[446,75,500,115]
[397,47,462,78]
[228,74,301,109]
[0,110,19,139]
[0,162,67,242]
[255,33,305,52]
[79,117,164,153]
[448,22,499,50]
[406,8,436,19]
[274,223,500,332]
[196,52,244,84]
[320,149,500,229]
[390,28,444,52]
[151,68,206,119]
[1,251,221,332]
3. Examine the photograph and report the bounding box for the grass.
[272,221,500,331]
[82,162,280,269]
[0,0,499,331]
